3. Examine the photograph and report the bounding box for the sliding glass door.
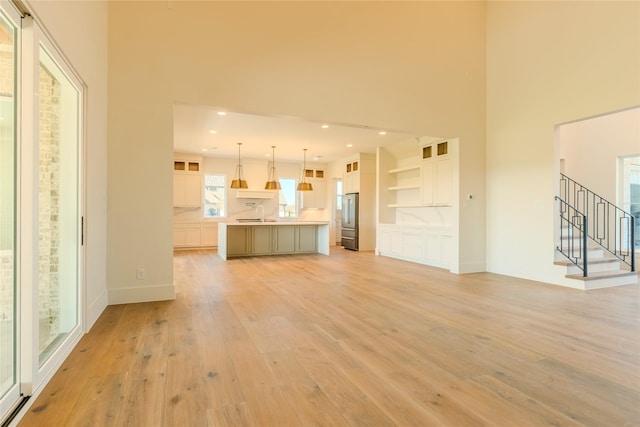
[0,2,19,418]
[1,7,84,421]
[36,45,81,366]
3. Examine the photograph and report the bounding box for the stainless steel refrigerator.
[341,192,359,250]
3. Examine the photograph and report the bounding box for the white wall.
[486,1,640,285]
[29,0,108,329]
[557,107,640,203]
[109,1,488,303]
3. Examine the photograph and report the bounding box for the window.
[204,174,226,218]
[336,180,343,210]
[278,177,297,218]
[620,156,640,251]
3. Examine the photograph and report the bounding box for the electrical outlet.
[136,268,145,280]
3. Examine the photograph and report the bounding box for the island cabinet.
[251,226,272,255]
[273,225,295,253]
[295,225,318,253]
[219,223,328,260]
[226,225,250,256]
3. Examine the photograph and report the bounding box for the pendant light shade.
[297,148,313,192]
[264,146,281,190]
[230,142,248,189]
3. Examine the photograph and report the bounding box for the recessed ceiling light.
[379,131,387,135]
[201,148,208,152]
[321,124,329,129]
[346,144,353,148]
[209,130,217,134]
[217,112,226,116]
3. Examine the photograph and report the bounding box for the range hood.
[235,189,276,199]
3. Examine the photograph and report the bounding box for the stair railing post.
[632,217,635,272]
[583,214,588,277]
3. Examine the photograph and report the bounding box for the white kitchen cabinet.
[301,169,326,209]
[173,223,202,248]
[343,161,360,194]
[377,224,451,270]
[173,156,202,208]
[420,141,451,206]
[201,223,218,246]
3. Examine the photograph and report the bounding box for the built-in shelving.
[387,203,423,208]
[388,185,420,191]
[388,165,420,174]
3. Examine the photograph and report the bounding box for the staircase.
[555,174,637,289]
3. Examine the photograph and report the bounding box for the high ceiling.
[173,103,426,164]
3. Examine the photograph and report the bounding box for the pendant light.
[296,148,313,191]
[264,145,282,190]
[230,142,248,189]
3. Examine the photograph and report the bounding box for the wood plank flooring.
[19,248,640,426]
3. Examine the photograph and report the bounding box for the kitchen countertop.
[220,220,330,226]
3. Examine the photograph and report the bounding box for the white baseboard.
[85,288,108,332]
[451,261,486,274]
[107,283,176,305]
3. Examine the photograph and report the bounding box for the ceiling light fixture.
[230,142,248,189]
[379,131,387,135]
[217,111,226,116]
[209,130,217,134]
[297,149,313,192]
[321,124,329,129]
[347,144,353,148]
[264,146,282,190]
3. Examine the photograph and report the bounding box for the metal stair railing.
[555,197,588,277]
[558,173,635,274]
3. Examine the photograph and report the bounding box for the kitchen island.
[218,221,330,260]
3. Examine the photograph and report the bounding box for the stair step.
[565,270,638,289]
[555,257,621,274]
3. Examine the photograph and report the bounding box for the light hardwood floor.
[18,248,640,426]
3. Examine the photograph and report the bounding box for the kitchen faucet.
[256,205,264,222]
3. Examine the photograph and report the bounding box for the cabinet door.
[377,227,391,254]
[251,226,272,255]
[186,226,201,246]
[173,174,187,207]
[186,174,203,207]
[302,178,326,209]
[434,157,451,205]
[420,162,434,205]
[401,230,423,262]
[227,226,250,256]
[295,225,317,253]
[273,225,295,253]
[173,226,187,247]
[201,224,218,246]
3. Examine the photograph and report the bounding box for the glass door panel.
[0,4,18,416]
[37,46,80,366]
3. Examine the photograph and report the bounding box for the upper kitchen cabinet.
[301,168,326,209]
[343,153,375,195]
[420,140,452,206]
[173,153,202,207]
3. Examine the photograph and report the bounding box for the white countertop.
[220,220,330,226]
